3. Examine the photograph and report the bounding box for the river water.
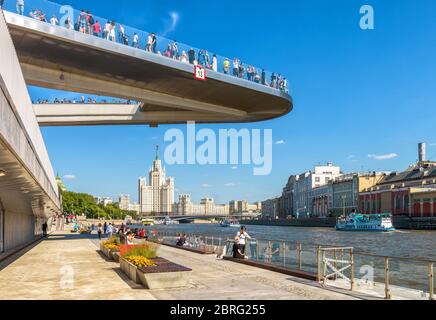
[137,223,436,292]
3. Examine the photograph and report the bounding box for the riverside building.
[173,194,229,216]
[291,163,341,218]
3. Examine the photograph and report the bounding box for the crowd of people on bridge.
[9,0,288,93]
[33,97,135,104]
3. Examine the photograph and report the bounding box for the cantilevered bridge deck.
[4,12,293,125]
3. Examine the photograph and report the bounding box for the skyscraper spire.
[155,145,159,160]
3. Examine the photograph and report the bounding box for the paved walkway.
[0,231,358,300]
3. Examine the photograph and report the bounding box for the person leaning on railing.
[232,237,248,259]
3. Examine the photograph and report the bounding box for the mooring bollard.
[322,250,326,285]
[350,249,355,291]
[317,246,321,282]
[282,242,286,267]
[429,262,434,301]
[297,243,302,271]
[384,257,391,300]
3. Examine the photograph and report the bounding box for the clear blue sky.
[27,0,436,204]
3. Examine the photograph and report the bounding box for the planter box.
[100,243,113,260]
[119,257,192,289]
[120,256,139,283]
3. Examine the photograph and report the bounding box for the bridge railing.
[143,229,435,300]
[2,0,289,94]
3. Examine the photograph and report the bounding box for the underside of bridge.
[5,12,293,126]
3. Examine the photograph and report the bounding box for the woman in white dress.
[212,54,218,72]
[110,23,116,42]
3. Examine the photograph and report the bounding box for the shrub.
[104,243,120,251]
[121,243,158,259]
[125,256,157,268]
[103,236,120,246]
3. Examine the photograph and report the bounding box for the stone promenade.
[0,231,357,300]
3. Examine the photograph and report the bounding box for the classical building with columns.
[173,194,229,216]
[139,146,175,215]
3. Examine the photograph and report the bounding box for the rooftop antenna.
[155,145,159,160]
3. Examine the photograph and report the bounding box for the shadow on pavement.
[111,267,144,290]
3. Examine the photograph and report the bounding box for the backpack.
[89,15,94,25]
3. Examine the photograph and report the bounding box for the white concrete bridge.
[5,12,293,126]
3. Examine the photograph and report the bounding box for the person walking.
[198,50,204,67]
[109,22,116,42]
[50,15,58,26]
[106,223,114,238]
[103,221,107,234]
[42,222,48,237]
[97,223,103,240]
[223,58,230,74]
[78,9,87,34]
[188,48,195,64]
[93,20,101,37]
[103,20,111,40]
[233,58,239,77]
[16,0,24,15]
[87,11,94,35]
[132,33,139,48]
[236,226,251,255]
[118,24,125,43]
[261,69,266,85]
[151,33,157,53]
[65,16,74,30]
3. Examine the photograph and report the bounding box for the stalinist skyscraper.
[138,146,175,216]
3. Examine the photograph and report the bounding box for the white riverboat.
[336,213,396,232]
[220,220,241,228]
[163,216,179,225]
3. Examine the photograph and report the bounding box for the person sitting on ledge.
[125,231,135,245]
[232,237,247,259]
[176,233,184,246]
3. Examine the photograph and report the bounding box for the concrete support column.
[420,200,424,218]
[0,197,4,253]
[409,195,413,218]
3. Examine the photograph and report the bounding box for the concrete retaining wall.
[0,10,59,205]
[0,10,60,252]
[3,209,34,252]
